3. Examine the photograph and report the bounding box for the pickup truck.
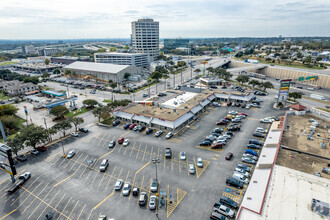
[7,172,31,193]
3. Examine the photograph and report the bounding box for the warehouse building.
[63,61,142,83]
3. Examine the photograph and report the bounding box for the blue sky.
[0,0,329,39]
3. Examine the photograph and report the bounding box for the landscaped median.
[65,107,89,118]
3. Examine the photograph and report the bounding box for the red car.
[225,152,233,160]
[238,112,248,116]
[129,124,137,130]
[118,137,124,144]
[216,120,228,125]
[37,146,47,152]
[211,143,223,149]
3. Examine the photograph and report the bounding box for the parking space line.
[147,178,151,205]
[106,165,117,190]
[163,153,166,168]
[64,152,83,169]
[93,191,114,210]
[118,142,124,153]
[222,192,240,203]
[87,208,94,220]
[186,155,189,176]
[0,209,16,220]
[171,155,174,170]
[91,170,100,184]
[178,153,181,173]
[27,186,55,219]
[54,174,75,187]
[45,152,62,163]
[124,170,130,186]
[117,168,123,180]
[6,177,40,202]
[124,141,134,156]
[135,143,142,159]
[54,193,67,209]
[21,187,71,220]
[157,147,160,160]
[68,200,79,219]
[85,158,99,181]
[57,196,73,220]
[98,169,107,188]
[70,154,88,173]
[22,182,51,214]
[142,145,148,161]
[120,130,132,137]
[77,203,86,220]
[129,173,137,200]
[149,146,153,161]
[36,188,61,220]
[197,160,210,179]
[129,141,136,158]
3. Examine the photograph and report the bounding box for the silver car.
[149,195,157,210]
[99,159,109,172]
[180,152,186,160]
[122,182,131,196]
[241,157,256,164]
[196,157,203,168]
[123,139,130,147]
[189,164,195,174]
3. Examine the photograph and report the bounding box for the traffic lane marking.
[93,191,114,210]
[6,176,40,202]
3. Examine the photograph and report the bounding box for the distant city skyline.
[0,0,330,39]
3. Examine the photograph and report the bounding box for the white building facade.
[131,18,159,61]
[94,52,150,67]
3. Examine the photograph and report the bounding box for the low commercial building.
[13,63,62,73]
[51,56,90,65]
[38,48,60,56]
[63,61,142,83]
[94,52,150,67]
[0,80,37,97]
[114,90,255,132]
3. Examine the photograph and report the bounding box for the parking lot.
[0,89,286,220]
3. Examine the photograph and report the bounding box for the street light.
[152,157,160,217]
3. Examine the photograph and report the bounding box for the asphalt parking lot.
[0,92,286,220]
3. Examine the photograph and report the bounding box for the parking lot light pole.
[152,158,160,181]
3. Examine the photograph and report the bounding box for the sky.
[0,0,330,39]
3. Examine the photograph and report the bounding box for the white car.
[196,157,203,168]
[155,130,163,137]
[255,127,267,133]
[189,164,195,174]
[245,104,251,109]
[235,167,250,177]
[260,118,272,123]
[71,132,79,137]
[213,204,235,218]
[228,111,238,115]
[165,132,173,139]
[242,153,258,161]
[123,139,130,147]
[149,195,157,210]
[180,152,186,160]
[122,182,131,196]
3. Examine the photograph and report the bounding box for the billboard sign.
[277,79,292,105]
[0,143,17,176]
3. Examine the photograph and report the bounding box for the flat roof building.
[131,18,159,61]
[63,61,142,83]
[51,56,90,65]
[164,39,189,50]
[0,80,37,97]
[94,52,150,67]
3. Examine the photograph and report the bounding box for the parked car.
[237,164,251,172]
[241,157,256,164]
[132,187,140,196]
[200,141,211,146]
[242,153,258,161]
[216,121,228,125]
[155,130,163,137]
[260,118,272,123]
[165,132,173,139]
[109,141,116,148]
[66,150,76,159]
[232,118,241,123]
[129,124,136,130]
[229,111,238,115]
[114,179,124,191]
[138,126,146,132]
[112,120,120,126]
[249,139,263,146]
[37,146,47,152]
[133,125,141,131]
[123,139,130,147]
[71,132,79,137]
[149,195,157,210]
[143,94,148,98]
[211,143,223,149]
[219,196,238,209]
[150,179,159,192]
[189,164,195,174]
[233,172,249,184]
[180,152,186,160]
[118,137,124,144]
[122,182,131,196]
[79,127,89,133]
[213,204,235,218]
[165,148,172,159]
[251,103,261,108]
[227,102,232,106]
[100,159,109,172]
[210,211,228,220]
[245,149,258,156]
[224,117,232,121]
[247,144,261,149]
[227,126,240,131]
[245,104,251,109]
[146,128,153,135]
[235,168,250,177]
[139,192,148,206]
[123,124,131,129]
[225,152,233,160]
[196,157,203,168]
[255,127,267,133]
[253,132,265,138]
[238,112,248,116]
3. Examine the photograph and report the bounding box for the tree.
[297,52,303,59]
[93,107,108,122]
[44,58,50,65]
[50,105,69,119]
[52,121,72,137]
[0,104,18,116]
[124,72,131,80]
[69,117,84,131]
[260,81,274,92]
[97,48,107,52]
[53,69,61,75]
[248,80,260,88]
[20,125,49,149]
[110,47,116,52]
[235,75,250,85]
[83,99,98,108]
[206,67,215,75]
[109,82,117,100]
[235,51,244,58]
[42,72,50,80]
[64,70,71,76]
[0,115,19,131]
[194,69,201,74]
[150,71,162,81]
[288,92,302,101]
[7,135,25,156]
[23,76,39,84]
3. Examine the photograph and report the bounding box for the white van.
[233,172,249,184]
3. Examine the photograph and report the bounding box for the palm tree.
[109,82,117,101]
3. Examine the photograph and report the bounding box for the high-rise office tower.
[131,18,159,61]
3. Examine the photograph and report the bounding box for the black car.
[132,187,140,196]
[225,131,233,136]
[123,124,131,129]
[226,177,244,189]
[247,144,261,149]
[79,128,89,133]
[146,128,153,134]
[219,196,238,209]
[213,128,224,134]
[138,126,146,132]
[17,155,27,162]
[139,192,148,206]
[112,120,120,126]
[249,139,263,146]
[253,132,265,138]
[165,148,172,159]
[227,126,240,131]
[241,104,246,108]
[200,141,211,146]
[210,85,218,89]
